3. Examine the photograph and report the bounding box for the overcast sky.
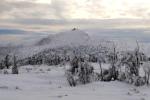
[1,0,150,19]
[1,0,150,30]
[1,0,150,43]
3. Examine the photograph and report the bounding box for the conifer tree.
[12,55,19,74]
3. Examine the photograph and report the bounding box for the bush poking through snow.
[133,76,145,86]
[78,61,94,84]
[102,69,112,81]
[101,68,119,82]
[66,71,76,87]
[118,72,126,81]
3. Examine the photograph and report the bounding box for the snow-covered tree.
[12,55,18,74]
[4,54,10,69]
[142,62,150,85]
[78,61,94,84]
[97,52,105,81]
[119,41,145,85]
[107,43,118,80]
[0,60,5,70]
[66,56,94,86]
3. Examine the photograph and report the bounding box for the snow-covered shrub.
[142,62,150,85]
[100,66,119,82]
[1,67,12,74]
[78,61,94,84]
[107,45,119,80]
[12,65,18,74]
[120,48,142,77]
[93,72,101,81]
[118,72,126,81]
[66,56,94,86]
[103,75,112,81]
[70,56,79,75]
[101,69,112,81]
[133,76,145,86]
[125,75,134,84]
[65,71,77,87]
[119,46,146,86]
[89,54,98,62]
[124,74,145,86]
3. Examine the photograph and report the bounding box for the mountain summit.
[37,28,90,47]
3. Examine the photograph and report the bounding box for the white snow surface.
[0,64,149,100]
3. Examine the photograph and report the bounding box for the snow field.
[0,64,149,100]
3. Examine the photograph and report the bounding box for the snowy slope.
[0,64,149,100]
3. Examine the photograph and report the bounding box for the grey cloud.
[0,0,56,19]
[51,0,67,19]
[0,0,150,32]
[0,1,10,13]
[1,0,150,20]
[0,0,34,12]
[0,0,77,20]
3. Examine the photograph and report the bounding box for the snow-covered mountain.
[37,28,90,47]
[8,29,91,59]
[2,28,149,60]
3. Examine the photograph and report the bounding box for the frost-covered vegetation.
[0,38,149,87]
